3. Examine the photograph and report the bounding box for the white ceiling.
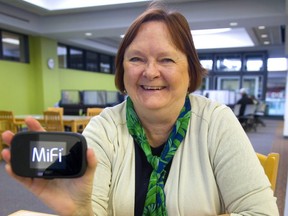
[0,0,287,56]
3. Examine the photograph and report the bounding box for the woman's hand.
[1,117,97,216]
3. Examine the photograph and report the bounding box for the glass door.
[216,76,240,104]
[242,76,262,99]
[217,76,240,91]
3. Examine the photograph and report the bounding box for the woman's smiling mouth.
[141,85,166,90]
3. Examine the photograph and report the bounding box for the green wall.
[0,36,116,115]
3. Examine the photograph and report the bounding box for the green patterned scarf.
[126,96,191,216]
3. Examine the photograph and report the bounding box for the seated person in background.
[237,88,254,117]
[1,2,279,216]
[250,94,260,105]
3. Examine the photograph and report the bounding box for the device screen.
[30,141,67,170]
[11,132,87,178]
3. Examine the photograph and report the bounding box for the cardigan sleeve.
[208,105,279,215]
[83,115,114,216]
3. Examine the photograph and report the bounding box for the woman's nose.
[143,62,160,80]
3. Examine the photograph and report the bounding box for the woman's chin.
[136,98,169,110]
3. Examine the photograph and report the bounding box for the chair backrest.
[43,110,64,132]
[256,152,280,191]
[233,104,241,116]
[243,104,257,116]
[86,108,103,117]
[255,102,267,115]
[47,107,64,115]
[0,110,17,132]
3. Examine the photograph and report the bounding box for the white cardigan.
[83,94,279,216]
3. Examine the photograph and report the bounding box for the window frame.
[0,29,29,63]
[57,43,115,74]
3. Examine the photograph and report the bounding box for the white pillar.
[283,64,288,137]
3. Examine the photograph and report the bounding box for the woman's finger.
[1,148,11,163]
[25,117,45,131]
[2,130,14,146]
[2,117,44,146]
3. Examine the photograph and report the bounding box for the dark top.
[237,94,254,116]
[134,142,172,216]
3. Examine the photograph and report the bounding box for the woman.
[2,3,279,216]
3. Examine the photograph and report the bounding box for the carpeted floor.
[0,163,56,215]
[247,119,287,216]
[0,119,286,215]
[270,120,288,216]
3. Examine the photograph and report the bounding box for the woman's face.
[123,21,189,112]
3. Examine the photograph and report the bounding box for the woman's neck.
[134,103,183,148]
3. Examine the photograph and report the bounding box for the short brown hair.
[114,3,207,94]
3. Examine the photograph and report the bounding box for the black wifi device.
[10,131,87,178]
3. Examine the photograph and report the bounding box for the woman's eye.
[161,58,174,63]
[129,57,142,62]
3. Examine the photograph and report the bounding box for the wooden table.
[9,210,57,216]
[15,115,91,133]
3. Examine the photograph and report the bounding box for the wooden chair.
[0,110,22,133]
[43,110,64,132]
[0,110,23,160]
[0,120,11,160]
[256,152,280,192]
[47,107,64,115]
[76,107,103,133]
[86,108,103,117]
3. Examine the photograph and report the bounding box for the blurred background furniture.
[254,102,267,127]
[43,110,64,132]
[48,107,68,130]
[15,114,91,133]
[58,90,124,115]
[86,107,103,117]
[256,152,280,192]
[237,104,257,131]
[0,110,24,160]
[0,120,11,160]
[76,107,102,132]
[47,107,64,115]
[0,110,23,133]
[233,104,241,117]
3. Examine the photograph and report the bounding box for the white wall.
[283,67,288,137]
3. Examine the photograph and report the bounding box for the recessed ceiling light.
[264,41,270,45]
[85,32,92,36]
[230,22,238,26]
[261,34,268,38]
[258,26,266,30]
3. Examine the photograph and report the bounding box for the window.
[57,44,115,74]
[200,59,213,71]
[215,55,242,72]
[100,54,111,73]
[1,30,29,63]
[267,58,287,71]
[244,54,265,71]
[60,90,81,105]
[69,48,84,70]
[86,51,99,72]
[216,76,240,91]
[57,45,67,68]
[82,90,107,106]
